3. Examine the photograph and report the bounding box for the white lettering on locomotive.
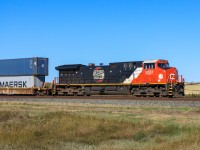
[145,70,153,75]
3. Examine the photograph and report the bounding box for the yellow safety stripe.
[55,82,168,86]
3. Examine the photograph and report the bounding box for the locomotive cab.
[141,59,183,84]
[131,59,184,97]
[156,60,184,84]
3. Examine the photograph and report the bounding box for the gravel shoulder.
[0,97,200,108]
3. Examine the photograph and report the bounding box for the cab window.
[144,63,155,69]
[158,63,170,69]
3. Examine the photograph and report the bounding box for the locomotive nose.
[174,67,184,83]
[167,67,184,83]
[174,68,178,81]
[166,67,178,82]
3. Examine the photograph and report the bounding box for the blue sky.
[0,0,199,82]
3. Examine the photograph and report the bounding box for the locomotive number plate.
[145,70,154,75]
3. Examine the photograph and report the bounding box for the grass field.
[0,101,200,150]
[185,83,200,96]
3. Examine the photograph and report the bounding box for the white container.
[0,76,45,88]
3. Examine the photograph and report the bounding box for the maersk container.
[0,76,45,88]
[0,57,48,76]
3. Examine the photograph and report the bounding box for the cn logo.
[93,67,105,83]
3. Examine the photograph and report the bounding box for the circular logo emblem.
[93,67,105,83]
[158,74,163,79]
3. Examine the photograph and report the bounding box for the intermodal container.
[0,57,48,76]
[0,76,45,88]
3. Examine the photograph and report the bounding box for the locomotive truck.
[53,59,184,97]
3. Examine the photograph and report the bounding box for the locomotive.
[53,59,184,97]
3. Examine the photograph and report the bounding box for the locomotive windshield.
[158,63,170,69]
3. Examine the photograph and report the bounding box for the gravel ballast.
[0,97,200,108]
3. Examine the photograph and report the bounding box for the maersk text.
[0,81,27,88]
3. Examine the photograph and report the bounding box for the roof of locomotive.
[55,64,83,70]
[55,61,145,71]
[109,61,143,65]
[143,59,168,63]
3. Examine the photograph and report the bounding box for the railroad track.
[0,95,200,102]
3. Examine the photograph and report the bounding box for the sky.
[0,0,200,82]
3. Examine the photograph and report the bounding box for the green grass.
[186,94,200,98]
[0,102,200,149]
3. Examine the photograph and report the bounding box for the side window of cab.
[144,63,155,70]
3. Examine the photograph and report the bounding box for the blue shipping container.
[0,57,48,76]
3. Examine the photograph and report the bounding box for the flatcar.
[53,59,184,97]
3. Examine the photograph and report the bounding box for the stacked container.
[0,57,48,88]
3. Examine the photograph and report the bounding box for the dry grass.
[185,83,200,96]
[0,101,200,149]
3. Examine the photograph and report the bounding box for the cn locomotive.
[53,59,184,97]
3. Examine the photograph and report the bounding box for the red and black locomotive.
[53,59,184,97]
